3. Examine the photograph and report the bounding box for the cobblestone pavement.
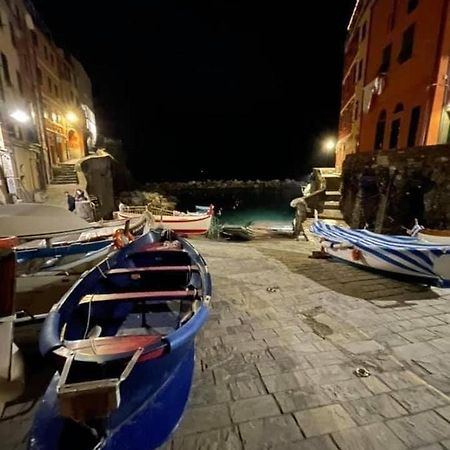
[2,236,450,449]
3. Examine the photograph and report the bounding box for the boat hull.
[116,212,212,236]
[29,343,195,450]
[28,230,211,450]
[322,242,450,287]
[418,230,450,245]
[311,221,450,288]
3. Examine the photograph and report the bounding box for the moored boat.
[29,229,211,450]
[115,209,213,236]
[417,229,450,245]
[311,220,450,287]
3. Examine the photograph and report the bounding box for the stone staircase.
[51,164,78,185]
[319,169,344,221]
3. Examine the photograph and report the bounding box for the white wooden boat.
[417,229,450,245]
[115,209,213,236]
[311,220,450,287]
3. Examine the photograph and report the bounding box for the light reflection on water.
[173,185,301,226]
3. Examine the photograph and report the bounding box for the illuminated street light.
[65,111,78,123]
[10,110,30,123]
[323,137,336,152]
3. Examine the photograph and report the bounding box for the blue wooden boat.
[311,220,450,287]
[16,239,111,264]
[28,229,211,450]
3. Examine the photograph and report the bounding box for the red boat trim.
[67,334,162,356]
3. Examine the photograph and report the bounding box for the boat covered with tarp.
[28,229,211,450]
[311,220,450,287]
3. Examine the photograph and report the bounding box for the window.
[388,0,398,30]
[361,23,367,41]
[50,54,54,66]
[394,103,404,113]
[16,71,22,94]
[356,60,363,81]
[1,53,11,85]
[374,110,387,150]
[70,90,74,102]
[54,84,59,97]
[389,118,401,148]
[47,76,52,92]
[407,106,421,147]
[408,0,419,13]
[31,31,38,47]
[44,45,48,60]
[37,67,42,85]
[9,22,16,47]
[398,24,415,63]
[379,44,392,73]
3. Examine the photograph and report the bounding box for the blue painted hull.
[28,230,211,450]
[29,343,195,450]
[17,239,111,263]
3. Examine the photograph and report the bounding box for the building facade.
[336,0,450,170]
[0,0,95,202]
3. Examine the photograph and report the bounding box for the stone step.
[50,179,79,185]
[51,176,78,184]
[325,191,341,201]
[319,209,344,220]
[324,201,340,210]
[324,177,341,191]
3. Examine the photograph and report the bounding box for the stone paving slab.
[3,237,450,449]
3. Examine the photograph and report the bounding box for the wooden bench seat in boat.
[79,289,198,305]
[66,334,162,357]
[106,265,199,276]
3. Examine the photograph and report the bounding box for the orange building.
[336,0,450,170]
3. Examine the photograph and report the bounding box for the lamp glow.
[66,111,78,123]
[323,138,336,152]
[10,110,30,123]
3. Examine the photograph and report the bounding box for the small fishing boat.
[115,209,213,236]
[16,213,148,250]
[417,229,450,245]
[311,220,450,287]
[29,229,211,450]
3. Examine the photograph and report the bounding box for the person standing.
[290,197,309,240]
[65,191,75,212]
[75,189,87,201]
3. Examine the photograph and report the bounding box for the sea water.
[173,185,302,226]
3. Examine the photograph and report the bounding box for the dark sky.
[33,0,355,182]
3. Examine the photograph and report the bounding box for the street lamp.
[323,137,336,152]
[10,110,30,123]
[65,111,78,123]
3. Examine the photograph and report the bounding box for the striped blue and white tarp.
[310,220,450,285]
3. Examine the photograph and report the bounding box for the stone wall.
[79,153,115,219]
[341,145,450,232]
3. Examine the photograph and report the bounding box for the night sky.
[33,0,355,182]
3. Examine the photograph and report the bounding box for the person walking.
[65,191,76,212]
